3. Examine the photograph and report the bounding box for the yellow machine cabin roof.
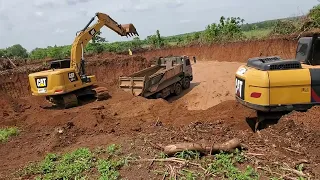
[28,68,74,77]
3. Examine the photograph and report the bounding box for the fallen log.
[163,138,242,156]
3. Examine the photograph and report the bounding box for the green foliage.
[201,16,245,43]
[3,44,28,59]
[206,150,259,180]
[18,144,128,180]
[0,127,19,142]
[243,29,272,39]
[307,4,320,28]
[179,169,201,180]
[22,148,94,179]
[131,37,143,49]
[174,150,200,160]
[92,31,106,44]
[271,20,298,35]
[97,159,125,180]
[147,30,166,48]
[29,45,71,60]
[0,49,7,57]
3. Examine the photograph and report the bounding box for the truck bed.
[119,64,183,97]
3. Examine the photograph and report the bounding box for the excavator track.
[47,93,79,109]
[92,86,110,101]
[62,93,79,108]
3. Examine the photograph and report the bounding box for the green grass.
[243,29,272,39]
[0,127,19,142]
[153,148,259,179]
[206,150,259,180]
[17,143,262,180]
[18,144,129,180]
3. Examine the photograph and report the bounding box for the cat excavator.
[235,33,320,131]
[28,12,138,108]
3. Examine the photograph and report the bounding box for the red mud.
[0,36,320,179]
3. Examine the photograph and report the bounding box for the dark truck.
[119,55,193,99]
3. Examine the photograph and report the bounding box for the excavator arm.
[70,12,139,75]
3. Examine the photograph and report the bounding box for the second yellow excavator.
[235,33,320,131]
[28,12,138,108]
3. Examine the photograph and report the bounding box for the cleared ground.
[170,61,244,110]
[0,59,319,179]
[1,35,320,179]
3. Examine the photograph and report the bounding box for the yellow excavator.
[235,33,320,131]
[28,12,138,108]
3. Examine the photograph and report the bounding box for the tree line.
[1,4,319,61]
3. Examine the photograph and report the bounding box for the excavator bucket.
[121,23,139,37]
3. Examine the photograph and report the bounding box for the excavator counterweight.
[28,12,138,108]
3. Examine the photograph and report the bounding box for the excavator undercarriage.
[46,85,109,108]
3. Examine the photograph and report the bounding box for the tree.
[92,31,106,44]
[5,44,28,58]
[304,4,320,29]
[200,16,245,43]
[0,49,7,57]
[146,35,158,48]
[156,30,165,48]
[47,45,64,59]
[131,37,143,49]
[29,48,47,60]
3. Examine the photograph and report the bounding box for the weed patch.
[17,144,130,180]
[0,127,19,142]
[206,151,259,179]
[149,149,259,179]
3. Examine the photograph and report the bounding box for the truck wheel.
[155,93,162,99]
[174,83,182,96]
[183,78,190,89]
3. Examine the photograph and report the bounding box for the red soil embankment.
[0,54,149,98]
[139,38,297,62]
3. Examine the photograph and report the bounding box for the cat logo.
[68,72,78,82]
[89,28,96,36]
[36,77,47,88]
[235,77,245,99]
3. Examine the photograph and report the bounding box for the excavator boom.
[70,12,138,74]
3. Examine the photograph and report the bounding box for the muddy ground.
[0,37,320,179]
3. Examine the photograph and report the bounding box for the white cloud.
[35,11,43,17]
[180,19,191,23]
[55,28,67,34]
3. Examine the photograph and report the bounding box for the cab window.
[185,59,191,66]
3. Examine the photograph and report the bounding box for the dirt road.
[171,61,244,110]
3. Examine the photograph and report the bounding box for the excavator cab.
[50,59,71,69]
[296,33,320,65]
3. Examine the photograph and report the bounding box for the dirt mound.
[0,93,32,127]
[280,106,320,131]
[265,106,320,163]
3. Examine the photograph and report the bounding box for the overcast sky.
[0,0,318,51]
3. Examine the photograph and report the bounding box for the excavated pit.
[1,37,320,179]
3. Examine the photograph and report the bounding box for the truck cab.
[157,55,193,81]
